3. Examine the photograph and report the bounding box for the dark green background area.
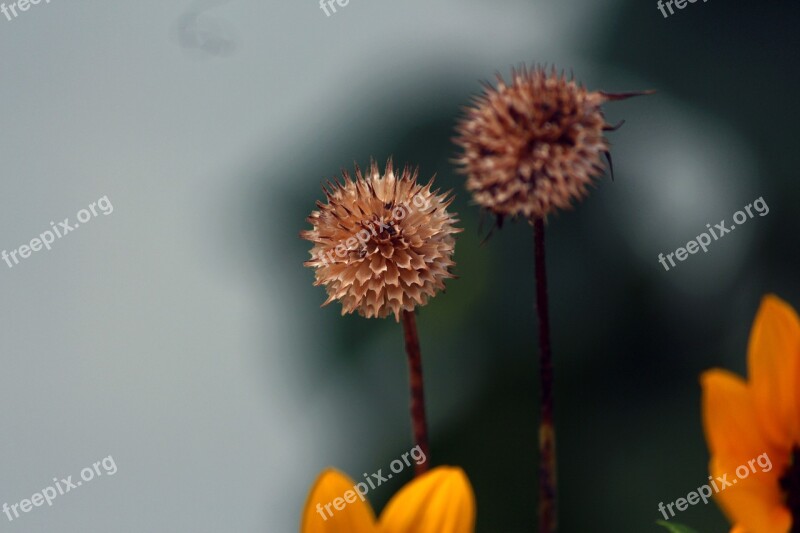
[261,1,800,531]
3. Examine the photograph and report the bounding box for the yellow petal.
[709,456,790,533]
[380,467,475,533]
[747,295,800,448]
[701,369,785,463]
[301,469,379,533]
[701,369,791,532]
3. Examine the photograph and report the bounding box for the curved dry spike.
[479,213,504,246]
[604,150,614,182]
[479,227,494,246]
[599,89,656,101]
[479,79,494,92]
[441,195,456,210]
[321,182,333,198]
[603,119,626,131]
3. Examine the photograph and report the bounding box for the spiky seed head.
[454,65,646,220]
[301,159,462,321]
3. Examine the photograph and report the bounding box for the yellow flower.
[300,466,476,533]
[702,295,800,532]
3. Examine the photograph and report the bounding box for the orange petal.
[301,469,379,533]
[747,295,800,448]
[701,369,784,463]
[379,467,476,533]
[709,456,790,533]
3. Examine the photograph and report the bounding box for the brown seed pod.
[454,65,652,221]
[301,159,462,321]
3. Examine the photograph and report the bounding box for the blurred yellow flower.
[702,295,800,533]
[300,466,475,533]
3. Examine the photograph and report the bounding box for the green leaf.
[656,520,699,533]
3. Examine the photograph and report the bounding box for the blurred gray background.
[1,0,798,531]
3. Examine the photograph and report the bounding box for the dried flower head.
[454,65,651,220]
[301,159,461,321]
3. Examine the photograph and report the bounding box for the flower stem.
[401,309,431,476]
[534,218,557,532]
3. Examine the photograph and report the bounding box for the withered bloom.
[301,159,461,321]
[454,65,650,220]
